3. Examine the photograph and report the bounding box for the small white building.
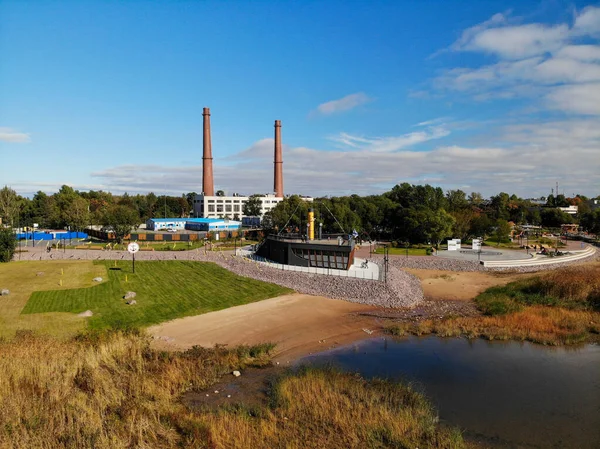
[146,218,189,231]
[558,205,578,215]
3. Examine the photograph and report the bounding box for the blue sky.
[1,0,599,198]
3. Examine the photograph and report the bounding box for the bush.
[0,227,16,263]
[475,289,524,316]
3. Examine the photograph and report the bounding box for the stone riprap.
[14,248,424,309]
[11,244,598,306]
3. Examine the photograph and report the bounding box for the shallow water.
[301,337,600,448]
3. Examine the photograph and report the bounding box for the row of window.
[207,204,242,213]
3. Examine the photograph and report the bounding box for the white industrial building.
[193,193,312,220]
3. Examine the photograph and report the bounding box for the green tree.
[63,196,91,232]
[451,209,476,240]
[263,195,310,233]
[0,186,20,227]
[0,227,16,262]
[424,209,455,249]
[540,208,573,228]
[580,209,600,235]
[494,219,512,246]
[103,205,140,243]
[30,191,54,228]
[470,214,494,239]
[468,192,483,206]
[446,189,469,212]
[243,194,263,216]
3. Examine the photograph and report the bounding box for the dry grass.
[533,265,600,306]
[0,330,272,448]
[389,263,600,345]
[181,367,465,449]
[390,306,600,345]
[0,261,106,338]
[0,331,466,449]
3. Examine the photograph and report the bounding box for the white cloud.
[555,44,600,61]
[329,126,450,153]
[573,5,600,37]
[432,7,600,114]
[546,82,600,115]
[449,12,508,54]
[84,118,600,199]
[0,127,30,143]
[316,92,371,115]
[458,23,569,60]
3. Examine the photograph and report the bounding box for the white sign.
[447,239,462,251]
[127,242,140,254]
[472,238,482,251]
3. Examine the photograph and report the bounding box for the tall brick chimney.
[202,107,214,196]
[274,120,284,198]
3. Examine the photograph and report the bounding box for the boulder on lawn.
[123,291,136,300]
[126,299,137,305]
[92,277,103,282]
[1,289,9,296]
[232,370,241,377]
[78,310,93,317]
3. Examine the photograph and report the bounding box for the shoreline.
[148,267,543,362]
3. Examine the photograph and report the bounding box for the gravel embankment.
[14,244,598,306]
[17,248,424,309]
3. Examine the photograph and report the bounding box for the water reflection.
[301,337,600,449]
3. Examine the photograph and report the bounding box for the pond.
[301,337,600,448]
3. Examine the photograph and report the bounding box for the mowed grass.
[22,260,292,330]
[0,260,106,338]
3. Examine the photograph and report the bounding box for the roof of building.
[148,218,223,223]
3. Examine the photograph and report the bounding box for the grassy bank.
[0,331,466,449]
[388,264,600,345]
[373,247,430,256]
[21,260,291,330]
[0,260,106,338]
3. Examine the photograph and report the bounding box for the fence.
[16,231,88,241]
[242,252,380,281]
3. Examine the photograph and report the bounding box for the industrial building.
[185,218,241,232]
[193,193,285,220]
[192,108,311,220]
[255,209,356,270]
[146,217,241,232]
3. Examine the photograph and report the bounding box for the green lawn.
[372,247,430,256]
[22,260,292,330]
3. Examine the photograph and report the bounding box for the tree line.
[1,184,599,248]
[262,184,600,246]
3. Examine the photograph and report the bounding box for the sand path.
[149,293,377,362]
[404,268,531,300]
